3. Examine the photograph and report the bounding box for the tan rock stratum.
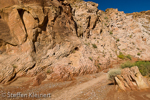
[115,66,149,91]
[0,0,150,86]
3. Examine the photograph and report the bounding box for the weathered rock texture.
[115,66,149,91]
[0,0,150,85]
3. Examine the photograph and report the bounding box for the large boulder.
[115,66,149,91]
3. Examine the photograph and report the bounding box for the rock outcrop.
[115,66,149,91]
[0,0,150,85]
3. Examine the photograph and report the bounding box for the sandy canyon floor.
[0,70,150,100]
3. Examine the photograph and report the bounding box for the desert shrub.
[89,57,93,61]
[129,35,132,38]
[126,54,132,60]
[12,64,17,68]
[104,17,108,19]
[47,69,53,74]
[47,70,51,73]
[116,39,120,42]
[109,31,113,35]
[121,61,134,69]
[121,61,150,76]
[118,53,132,60]
[134,61,150,76]
[92,44,97,48]
[137,53,141,56]
[117,52,125,59]
[108,68,121,81]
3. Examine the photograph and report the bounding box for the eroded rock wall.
[0,0,150,84]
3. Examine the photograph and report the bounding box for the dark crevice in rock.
[92,17,98,30]
[74,47,79,51]
[73,18,78,37]
[130,75,136,82]
[25,63,36,72]
[5,42,17,46]
[87,16,91,28]
[35,17,40,23]
[17,9,28,41]
[39,15,48,31]
[8,72,16,83]
[59,6,63,15]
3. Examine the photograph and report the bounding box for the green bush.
[116,39,120,42]
[117,52,125,59]
[121,61,150,76]
[109,31,113,35]
[47,70,50,73]
[89,57,93,61]
[134,61,150,76]
[12,64,17,68]
[121,61,134,69]
[118,53,132,60]
[47,69,53,74]
[137,53,141,56]
[104,17,108,19]
[108,68,121,81]
[92,44,97,48]
[129,35,132,38]
[126,54,132,60]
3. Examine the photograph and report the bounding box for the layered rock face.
[115,66,149,91]
[0,0,150,84]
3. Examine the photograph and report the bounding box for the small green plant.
[105,23,107,26]
[110,54,112,57]
[129,35,132,38]
[47,69,53,74]
[116,39,120,42]
[126,54,132,60]
[132,42,135,45]
[117,52,125,59]
[72,50,76,53]
[108,68,121,81]
[121,61,134,69]
[89,57,93,61]
[47,70,51,73]
[103,55,105,57]
[97,64,101,69]
[12,65,17,69]
[104,17,108,19]
[92,44,97,48]
[84,43,88,46]
[137,53,141,56]
[122,49,126,51]
[137,48,140,50]
[109,31,113,35]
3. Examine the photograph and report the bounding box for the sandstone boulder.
[115,66,149,91]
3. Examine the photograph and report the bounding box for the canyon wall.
[0,0,150,84]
